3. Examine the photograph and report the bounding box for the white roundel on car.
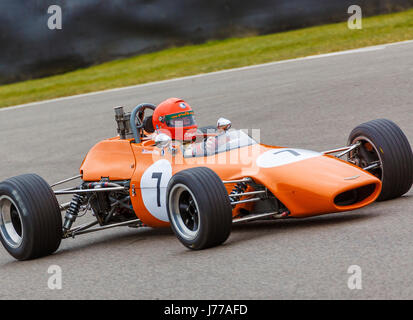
[256,148,321,168]
[140,159,172,222]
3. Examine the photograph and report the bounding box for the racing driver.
[152,98,227,156]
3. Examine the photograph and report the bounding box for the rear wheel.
[166,167,232,250]
[348,119,413,201]
[0,174,62,260]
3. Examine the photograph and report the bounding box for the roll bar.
[130,103,157,143]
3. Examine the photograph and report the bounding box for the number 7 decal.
[152,172,162,207]
[140,159,172,222]
[273,149,300,157]
[256,148,321,168]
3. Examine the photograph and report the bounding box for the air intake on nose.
[334,183,376,206]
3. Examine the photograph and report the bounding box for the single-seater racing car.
[0,99,412,260]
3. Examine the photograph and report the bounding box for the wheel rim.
[350,136,383,180]
[168,184,200,241]
[0,196,23,248]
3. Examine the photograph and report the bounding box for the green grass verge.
[1,9,413,108]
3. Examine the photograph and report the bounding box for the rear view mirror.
[154,133,172,149]
[217,118,232,132]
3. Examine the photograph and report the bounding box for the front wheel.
[348,119,413,201]
[166,167,233,250]
[0,174,62,260]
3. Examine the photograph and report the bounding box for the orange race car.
[0,98,412,261]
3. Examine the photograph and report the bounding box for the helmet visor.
[165,111,196,127]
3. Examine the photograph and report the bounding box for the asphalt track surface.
[0,41,413,300]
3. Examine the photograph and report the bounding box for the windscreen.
[184,129,257,157]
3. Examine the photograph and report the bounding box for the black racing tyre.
[0,174,62,260]
[166,167,232,250]
[348,119,413,201]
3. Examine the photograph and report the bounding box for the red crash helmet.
[152,98,198,140]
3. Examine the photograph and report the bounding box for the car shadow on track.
[47,194,411,261]
[225,210,381,248]
[169,209,382,257]
[0,208,384,265]
[58,226,174,253]
[0,226,175,266]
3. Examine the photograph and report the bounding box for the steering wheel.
[130,103,156,143]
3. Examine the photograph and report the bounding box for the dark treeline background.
[0,0,412,84]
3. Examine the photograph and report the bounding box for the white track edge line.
[1,39,413,112]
